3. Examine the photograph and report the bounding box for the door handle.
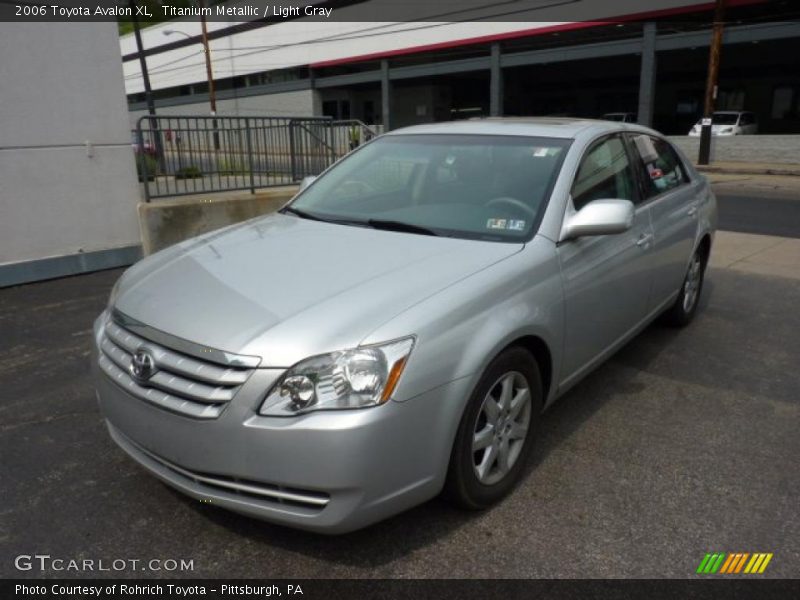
[635,233,653,248]
[687,206,698,217]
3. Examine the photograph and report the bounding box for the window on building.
[322,100,338,119]
[772,86,796,119]
[717,88,745,111]
[363,100,375,124]
[676,91,702,116]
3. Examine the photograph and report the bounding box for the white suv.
[689,111,758,136]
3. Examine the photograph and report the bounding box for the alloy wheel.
[683,254,704,313]
[472,371,532,486]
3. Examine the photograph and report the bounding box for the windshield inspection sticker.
[487,219,526,231]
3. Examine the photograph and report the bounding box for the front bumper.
[688,130,736,137]
[92,318,472,534]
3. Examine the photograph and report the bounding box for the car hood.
[114,213,522,366]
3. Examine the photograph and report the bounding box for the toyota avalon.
[93,118,716,533]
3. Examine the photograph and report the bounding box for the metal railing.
[328,120,382,156]
[134,116,379,202]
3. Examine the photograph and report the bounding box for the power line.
[125,0,579,80]
[124,49,206,79]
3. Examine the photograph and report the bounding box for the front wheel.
[663,246,708,327]
[444,347,543,509]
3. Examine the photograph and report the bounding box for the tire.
[662,245,708,327]
[444,347,543,510]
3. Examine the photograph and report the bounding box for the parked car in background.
[688,111,758,136]
[131,133,157,155]
[94,118,716,533]
[602,112,637,123]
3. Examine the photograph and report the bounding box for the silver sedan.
[93,118,716,533]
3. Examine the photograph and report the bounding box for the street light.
[162,27,217,117]
[163,29,191,39]
[164,18,219,150]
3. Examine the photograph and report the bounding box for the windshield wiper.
[280,206,329,222]
[366,219,440,237]
[282,209,439,236]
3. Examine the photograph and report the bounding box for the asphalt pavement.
[2,245,799,578]
[709,173,800,238]
[714,189,800,238]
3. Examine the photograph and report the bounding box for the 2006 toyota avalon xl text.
[93,118,716,533]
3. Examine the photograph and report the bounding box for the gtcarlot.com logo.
[696,552,773,574]
[14,554,194,572]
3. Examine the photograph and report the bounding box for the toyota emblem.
[130,348,157,383]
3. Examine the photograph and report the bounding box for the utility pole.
[198,0,219,149]
[698,0,726,165]
[130,0,165,171]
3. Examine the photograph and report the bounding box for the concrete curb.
[696,165,800,177]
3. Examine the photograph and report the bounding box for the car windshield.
[712,113,739,125]
[287,134,571,242]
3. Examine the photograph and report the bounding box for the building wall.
[0,23,141,287]
[121,0,713,94]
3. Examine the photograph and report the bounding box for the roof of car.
[384,117,650,139]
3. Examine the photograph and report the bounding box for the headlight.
[259,337,415,416]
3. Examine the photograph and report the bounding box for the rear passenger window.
[571,135,638,211]
[630,135,688,198]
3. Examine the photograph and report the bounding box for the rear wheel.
[445,347,542,509]
[663,245,708,327]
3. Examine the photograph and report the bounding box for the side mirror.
[560,199,635,242]
[298,175,317,191]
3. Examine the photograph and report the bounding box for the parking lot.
[2,226,799,579]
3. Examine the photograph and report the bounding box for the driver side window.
[572,135,638,211]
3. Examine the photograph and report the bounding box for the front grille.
[98,316,256,419]
[113,426,330,511]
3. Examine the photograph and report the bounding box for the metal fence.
[134,115,379,201]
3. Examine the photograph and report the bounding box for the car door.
[557,134,655,387]
[740,112,757,134]
[626,133,699,310]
